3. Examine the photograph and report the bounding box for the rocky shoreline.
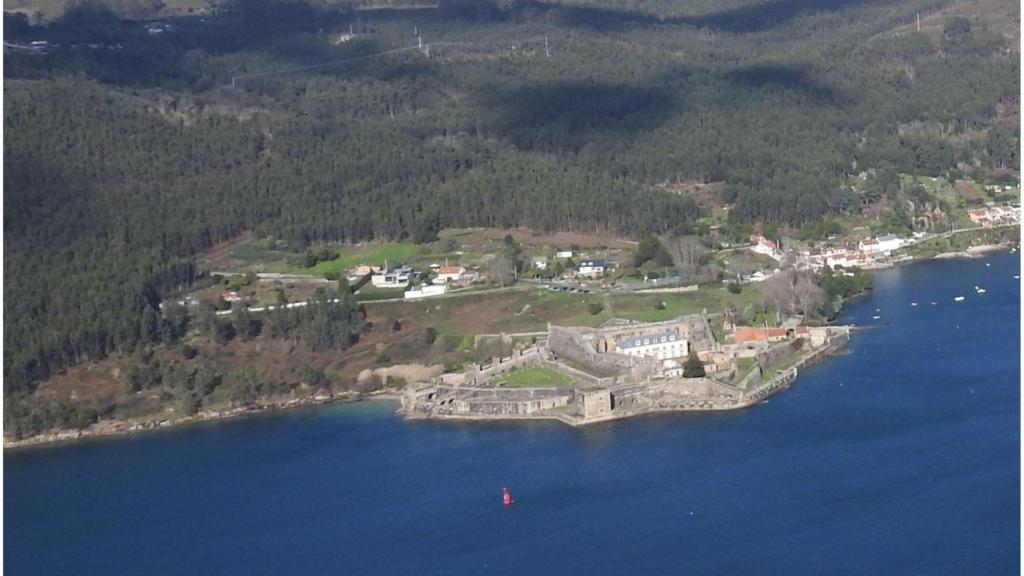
[4,390,400,451]
[932,243,1010,260]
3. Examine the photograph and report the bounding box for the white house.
[533,256,548,270]
[749,235,783,261]
[747,270,779,283]
[371,266,412,288]
[432,265,465,285]
[615,331,688,361]
[404,285,447,299]
[556,250,575,259]
[578,259,606,278]
[859,234,903,255]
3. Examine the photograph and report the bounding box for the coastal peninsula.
[399,313,851,425]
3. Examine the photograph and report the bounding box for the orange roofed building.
[734,326,809,344]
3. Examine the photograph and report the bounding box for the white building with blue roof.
[615,330,688,360]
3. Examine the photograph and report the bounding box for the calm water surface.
[6,252,1020,575]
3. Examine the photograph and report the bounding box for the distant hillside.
[3,0,1019,413]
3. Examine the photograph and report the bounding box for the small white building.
[663,359,683,378]
[859,234,903,255]
[404,285,447,299]
[615,331,688,360]
[371,269,411,288]
[747,270,778,283]
[556,250,575,259]
[578,259,606,278]
[222,291,244,303]
[749,235,783,261]
[432,265,465,285]
[533,256,548,270]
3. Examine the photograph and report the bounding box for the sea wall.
[401,385,573,417]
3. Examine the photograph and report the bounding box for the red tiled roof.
[734,326,808,343]
[750,235,778,250]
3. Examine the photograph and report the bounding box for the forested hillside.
[3,0,1019,406]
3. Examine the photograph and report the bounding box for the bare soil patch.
[34,360,127,403]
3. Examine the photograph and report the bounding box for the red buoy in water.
[502,487,514,506]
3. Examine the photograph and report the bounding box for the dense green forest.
[3,0,1019,417]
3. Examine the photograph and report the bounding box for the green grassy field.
[303,244,420,276]
[494,365,575,388]
[365,283,768,344]
[734,357,758,389]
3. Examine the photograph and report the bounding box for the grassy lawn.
[734,357,758,389]
[902,174,966,208]
[204,239,423,276]
[354,285,407,301]
[611,285,763,323]
[366,284,768,340]
[303,244,420,276]
[493,365,575,388]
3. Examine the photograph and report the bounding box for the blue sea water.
[5,252,1021,575]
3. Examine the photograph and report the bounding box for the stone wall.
[402,385,572,417]
[548,325,636,374]
[538,356,616,387]
[756,340,800,373]
[465,346,546,385]
[579,388,613,418]
[358,364,444,386]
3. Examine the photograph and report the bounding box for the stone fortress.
[399,312,851,426]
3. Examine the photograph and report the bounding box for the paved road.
[215,285,528,315]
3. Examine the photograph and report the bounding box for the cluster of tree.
[301,247,340,269]
[797,219,843,242]
[819,269,875,304]
[3,395,109,440]
[631,236,673,272]
[756,270,829,322]
[261,286,366,351]
[682,349,706,378]
[4,285,364,436]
